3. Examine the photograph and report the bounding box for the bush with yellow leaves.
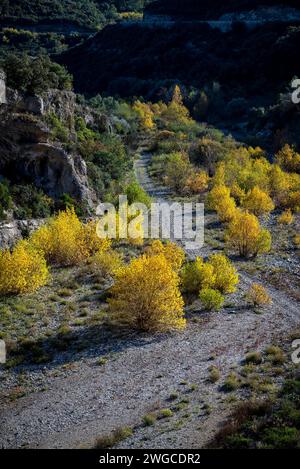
[294,234,300,249]
[199,288,224,311]
[181,254,238,295]
[277,209,294,225]
[275,144,300,173]
[145,240,185,272]
[88,249,124,279]
[0,240,49,295]
[225,210,271,258]
[109,253,185,332]
[184,170,209,195]
[181,257,215,294]
[207,185,237,222]
[245,283,272,307]
[208,253,239,294]
[242,186,275,216]
[100,210,144,246]
[31,208,110,266]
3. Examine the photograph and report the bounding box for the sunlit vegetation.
[245,284,272,307]
[109,252,185,332]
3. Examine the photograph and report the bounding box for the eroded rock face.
[0,72,96,212]
[0,219,45,250]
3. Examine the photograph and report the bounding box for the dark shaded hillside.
[146,0,300,20]
[0,1,153,29]
[58,20,300,102]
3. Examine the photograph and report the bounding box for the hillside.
[57,16,300,148]
[0,1,152,29]
[145,0,300,20]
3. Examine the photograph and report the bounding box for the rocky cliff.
[0,72,96,208]
[0,71,98,247]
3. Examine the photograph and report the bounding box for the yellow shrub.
[246,283,272,307]
[207,185,230,211]
[181,257,216,294]
[287,190,300,212]
[199,288,224,311]
[31,208,110,266]
[0,240,49,295]
[208,253,239,294]
[207,185,237,222]
[101,211,144,246]
[109,254,185,332]
[225,210,271,258]
[184,170,209,194]
[277,209,294,225]
[89,249,124,278]
[145,240,185,272]
[230,183,246,205]
[294,234,300,249]
[275,144,300,173]
[242,186,275,216]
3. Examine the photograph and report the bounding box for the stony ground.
[0,148,299,449]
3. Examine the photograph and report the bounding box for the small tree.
[109,254,185,332]
[242,186,275,216]
[225,210,271,258]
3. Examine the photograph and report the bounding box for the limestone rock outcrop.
[0,71,96,212]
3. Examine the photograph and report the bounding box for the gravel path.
[0,148,299,449]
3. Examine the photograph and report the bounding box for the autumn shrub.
[242,186,275,216]
[277,209,294,225]
[31,208,110,266]
[183,170,209,195]
[108,254,185,332]
[207,185,237,222]
[181,254,238,295]
[225,211,271,258]
[101,211,144,246]
[208,253,239,294]
[287,190,300,212]
[88,249,124,278]
[199,288,224,311]
[0,240,49,295]
[164,152,192,193]
[181,257,215,294]
[275,144,300,173]
[145,240,185,272]
[294,234,300,248]
[245,283,272,307]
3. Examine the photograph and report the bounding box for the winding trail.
[0,147,299,449]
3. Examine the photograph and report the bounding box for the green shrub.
[209,365,221,383]
[199,288,224,311]
[245,352,262,365]
[223,372,240,392]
